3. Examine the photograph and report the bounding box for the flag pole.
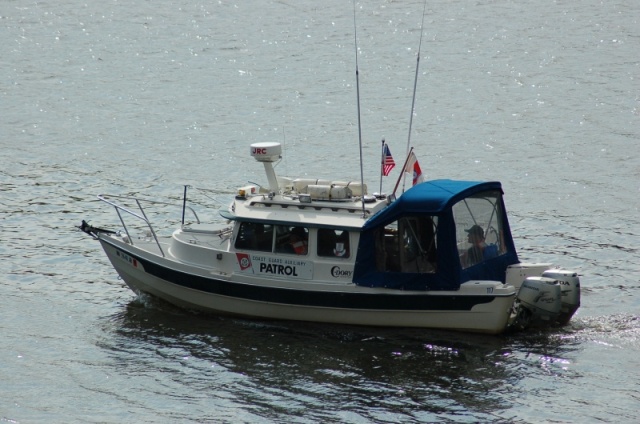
[379,138,385,194]
[392,147,414,196]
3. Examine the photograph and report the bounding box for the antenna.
[282,126,288,176]
[402,0,427,192]
[353,0,366,218]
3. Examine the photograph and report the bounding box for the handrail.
[97,194,201,257]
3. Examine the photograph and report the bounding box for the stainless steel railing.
[97,193,201,257]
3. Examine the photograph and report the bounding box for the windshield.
[452,190,507,268]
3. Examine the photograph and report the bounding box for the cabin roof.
[363,179,503,229]
[220,194,389,230]
[220,179,504,233]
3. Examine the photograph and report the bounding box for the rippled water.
[2,0,639,422]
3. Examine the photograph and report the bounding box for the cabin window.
[452,190,506,268]
[234,222,308,256]
[374,216,438,273]
[234,222,274,252]
[317,229,350,258]
[275,225,308,255]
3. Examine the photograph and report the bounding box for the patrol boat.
[80,142,580,334]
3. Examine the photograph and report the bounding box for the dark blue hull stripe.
[106,241,500,311]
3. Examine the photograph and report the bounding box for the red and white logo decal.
[235,253,253,271]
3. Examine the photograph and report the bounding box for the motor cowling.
[542,269,581,325]
[516,276,563,324]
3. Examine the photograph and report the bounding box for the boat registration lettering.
[116,250,138,268]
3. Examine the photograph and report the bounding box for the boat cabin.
[226,177,519,291]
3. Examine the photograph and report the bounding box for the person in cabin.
[462,225,487,266]
[286,227,308,255]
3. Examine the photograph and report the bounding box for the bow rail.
[96,193,201,257]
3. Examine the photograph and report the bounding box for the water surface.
[1,0,639,422]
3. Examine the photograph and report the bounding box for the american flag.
[382,144,395,176]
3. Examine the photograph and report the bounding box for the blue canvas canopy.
[353,179,519,290]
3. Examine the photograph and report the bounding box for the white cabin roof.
[222,193,390,230]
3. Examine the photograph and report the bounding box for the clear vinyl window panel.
[374,216,438,273]
[452,190,507,268]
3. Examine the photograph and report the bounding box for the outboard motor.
[515,276,563,328]
[542,269,581,325]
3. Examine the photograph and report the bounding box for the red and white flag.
[404,151,424,186]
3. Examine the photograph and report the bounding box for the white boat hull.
[100,236,517,334]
